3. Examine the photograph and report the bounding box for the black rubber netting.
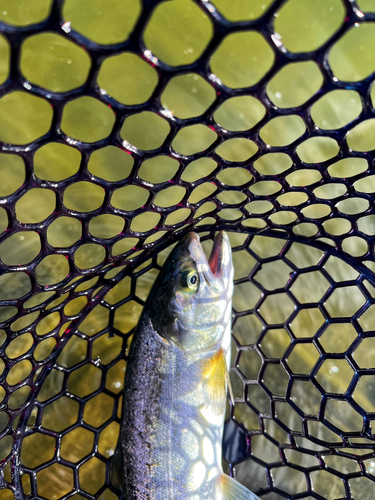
[1,0,375,498]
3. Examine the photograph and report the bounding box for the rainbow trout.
[120,231,259,500]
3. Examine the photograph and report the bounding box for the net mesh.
[1,0,375,498]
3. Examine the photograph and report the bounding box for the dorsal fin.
[110,438,124,492]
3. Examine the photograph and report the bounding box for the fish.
[118,231,260,500]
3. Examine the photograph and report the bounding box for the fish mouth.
[181,231,232,285]
[208,231,228,277]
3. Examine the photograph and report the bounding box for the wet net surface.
[1,0,375,498]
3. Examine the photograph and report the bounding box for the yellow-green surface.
[1,0,375,499]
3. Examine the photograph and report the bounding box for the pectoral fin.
[217,473,261,500]
[202,349,232,416]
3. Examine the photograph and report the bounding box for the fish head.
[147,231,234,352]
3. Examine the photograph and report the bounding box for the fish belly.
[120,317,224,500]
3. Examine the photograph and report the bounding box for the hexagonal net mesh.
[2,0,375,498]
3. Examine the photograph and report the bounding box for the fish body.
[120,232,259,500]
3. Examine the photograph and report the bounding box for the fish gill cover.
[0,0,375,498]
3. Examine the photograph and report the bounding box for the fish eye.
[189,274,197,285]
[180,269,199,292]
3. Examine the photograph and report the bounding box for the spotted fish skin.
[120,232,259,500]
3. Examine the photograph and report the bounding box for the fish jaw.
[174,231,234,353]
[182,231,234,296]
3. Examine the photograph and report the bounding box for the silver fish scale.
[121,315,223,499]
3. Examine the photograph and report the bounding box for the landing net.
[1,0,375,498]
